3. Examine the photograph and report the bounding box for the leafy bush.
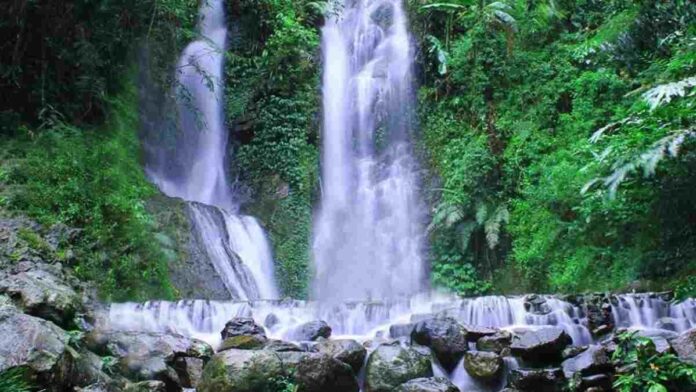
[612,331,696,392]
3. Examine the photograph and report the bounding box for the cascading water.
[313,0,426,302]
[142,0,277,300]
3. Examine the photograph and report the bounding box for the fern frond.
[642,76,696,111]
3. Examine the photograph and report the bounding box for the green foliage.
[412,0,696,292]
[3,81,175,301]
[0,0,196,129]
[0,368,33,392]
[612,331,696,392]
[224,0,320,297]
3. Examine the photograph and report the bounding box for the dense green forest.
[0,0,694,301]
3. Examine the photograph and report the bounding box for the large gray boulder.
[85,330,213,389]
[313,339,367,373]
[411,317,467,372]
[198,349,358,392]
[561,345,611,379]
[463,351,503,381]
[0,262,82,327]
[510,327,571,363]
[0,305,71,389]
[365,342,433,392]
[291,320,332,341]
[509,368,565,392]
[395,377,459,392]
[671,328,696,363]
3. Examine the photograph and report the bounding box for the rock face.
[198,349,358,392]
[510,327,571,363]
[0,261,82,328]
[314,339,367,373]
[146,195,232,300]
[291,320,332,341]
[0,305,71,389]
[561,345,611,379]
[85,329,213,389]
[510,368,565,392]
[364,342,433,392]
[410,317,467,372]
[463,351,503,381]
[672,328,696,363]
[395,377,459,392]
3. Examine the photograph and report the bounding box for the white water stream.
[313,0,426,303]
[143,0,277,300]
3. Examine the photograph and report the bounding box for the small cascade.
[612,293,696,332]
[140,0,278,300]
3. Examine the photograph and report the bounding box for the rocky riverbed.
[2,216,696,392]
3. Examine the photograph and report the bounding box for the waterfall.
[141,0,277,300]
[313,0,426,303]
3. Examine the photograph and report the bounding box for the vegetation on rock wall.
[224,0,321,298]
[411,0,695,295]
[0,0,198,300]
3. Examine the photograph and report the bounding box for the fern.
[642,76,696,111]
[585,129,695,198]
[0,368,33,392]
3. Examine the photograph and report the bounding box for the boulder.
[410,317,467,372]
[0,305,71,389]
[220,317,266,340]
[69,348,117,389]
[395,377,459,392]
[671,328,696,363]
[524,295,552,315]
[291,320,332,341]
[477,331,512,354]
[580,373,612,391]
[85,330,212,390]
[0,262,82,327]
[264,313,279,329]
[390,323,415,338]
[365,342,433,392]
[277,351,359,392]
[219,335,267,351]
[463,351,503,381]
[173,356,205,388]
[198,349,283,392]
[314,339,367,373]
[464,325,499,341]
[510,327,571,363]
[561,345,611,379]
[562,345,588,360]
[655,317,678,331]
[635,329,677,355]
[198,349,358,392]
[510,368,565,392]
[263,339,304,352]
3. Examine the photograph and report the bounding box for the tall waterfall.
[313,0,426,302]
[142,0,277,300]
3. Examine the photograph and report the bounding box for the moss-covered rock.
[364,342,433,392]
